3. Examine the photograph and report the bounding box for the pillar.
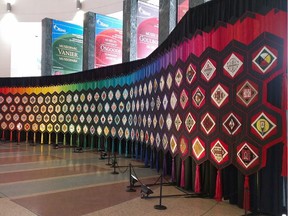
[41,18,53,76]
[158,0,177,46]
[122,0,138,62]
[83,12,96,71]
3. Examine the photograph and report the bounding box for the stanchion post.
[126,163,136,192]
[154,172,167,210]
[106,151,112,165]
[111,153,119,175]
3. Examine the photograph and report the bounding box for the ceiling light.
[76,0,82,10]
[7,3,12,13]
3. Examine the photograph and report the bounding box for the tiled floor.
[0,142,246,216]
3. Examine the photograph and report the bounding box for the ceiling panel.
[0,0,124,22]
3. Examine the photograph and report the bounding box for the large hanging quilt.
[0,0,286,204]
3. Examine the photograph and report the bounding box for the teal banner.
[52,20,83,75]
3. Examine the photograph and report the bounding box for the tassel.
[90,135,94,150]
[2,130,5,140]
[214,169,222,202]
[48,133,51,144]
[104,137,107,152]
[76,134,80,147]
[41,133,44,144]
[118,139,121,155]
[180,159,185,187]
[281,73,287,176]
[10,130,13,142]
[77,134,80,147]
[112,138,115,154]
[83,135,87,149]
[126,140,129,157]
[135,142,138,159]
[140,143,143,160]
[55,133,58,145]
[98,136,101,150]
[156,151,159,172]
[33,132,36,144]
[171,157,175,182]
[26,131,28,143]
[243,175,250,211]
[63,134,66,146]
[70,134,73,146]
[163,154,167,176]
[145,145,149,167]
[150,149,153,169]
[17,131,20,143]
[135,142,142,160]
[282,145,287,176]
[194,164,201,193]
[130,142,134,158]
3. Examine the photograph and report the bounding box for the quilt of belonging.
[0,2,286,177]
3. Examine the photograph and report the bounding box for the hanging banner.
[52,20,83,75]
[137,1,159,59]
[178,0,189,22]
[95,14,123,68]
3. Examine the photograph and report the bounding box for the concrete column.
[41,18,53,76]
[158,0,177,46]
[83,12,96,71]
[122,0,138,63]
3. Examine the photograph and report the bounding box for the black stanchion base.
[111,171,119,175]
[126,188,136,192]
[99,150,107,160]
[242,212,270,216]
[106,163,112,166]
[154,205,167,210]
[73,147,83,153]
